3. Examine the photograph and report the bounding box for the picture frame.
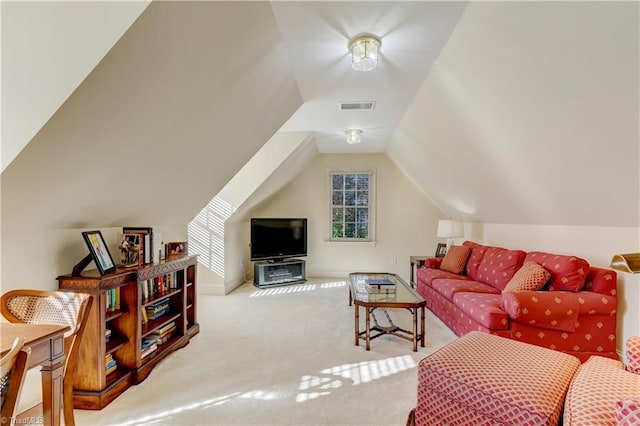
[166,241,188,257]
[82,230,116,275]
[435,243,447,258]
[123,226,153,265]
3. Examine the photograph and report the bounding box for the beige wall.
[0,226,187,294]
[249,153,444,282]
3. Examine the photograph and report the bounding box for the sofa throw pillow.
[440,245,472,275]
[524,252,589,292]
[502,261,551,294]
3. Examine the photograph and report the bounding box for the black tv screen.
[250,218,307,261]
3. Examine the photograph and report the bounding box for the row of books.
[105,354,117,375]
[141,272,179,300]
[143,299,171,322]
[105,287,121,311]
[147,321,176,346]
[141,336,158,359]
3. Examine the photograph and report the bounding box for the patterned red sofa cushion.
[416,267,469,288]
[462,241,489,280]
[525,251,590,292]
[502,290,618,331]
[440,245,472,274]
[475,247,526,291]
[432,278,500,302]
[502,291,581,332]
[453,292,509,330]
[583,266,617,296]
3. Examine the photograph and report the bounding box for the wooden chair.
[1,337,31,421]
[1,290,92,426]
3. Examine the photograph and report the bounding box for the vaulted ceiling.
[2,1,638,230]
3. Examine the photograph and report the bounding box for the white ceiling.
[272,2,468,153]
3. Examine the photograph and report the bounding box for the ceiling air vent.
[339,101,376,111]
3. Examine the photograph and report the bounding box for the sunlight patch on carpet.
[107,389,288,426]
[249,280,346,297]
[295,355,416,402]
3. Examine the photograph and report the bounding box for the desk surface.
[1,323,69,355]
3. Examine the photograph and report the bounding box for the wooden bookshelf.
[58,254,198,410]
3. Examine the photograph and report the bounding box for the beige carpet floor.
[71,278,456,426]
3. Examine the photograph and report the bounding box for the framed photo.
[166,241,188,257]
[82,230,116,275]
[435,243,447,258]
[119,233,141,267]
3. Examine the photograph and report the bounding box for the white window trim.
[325,169,376,243]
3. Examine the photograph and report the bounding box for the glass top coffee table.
[349,272,426,351]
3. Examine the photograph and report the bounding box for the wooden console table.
[1,323,69,426]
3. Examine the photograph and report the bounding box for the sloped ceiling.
[388,1,639,227]
[2,1,302,230]
[1,0,150,172]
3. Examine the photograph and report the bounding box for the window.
[330,172,373,241]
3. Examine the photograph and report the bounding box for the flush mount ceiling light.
[349,34,381,72]
[345,129,363,144]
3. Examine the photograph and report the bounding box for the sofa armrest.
[425,257,443,269]
[502,291,581,332]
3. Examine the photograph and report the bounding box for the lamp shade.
[437,220,464,239]
[610,253,640,274]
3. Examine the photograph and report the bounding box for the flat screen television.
[250,218,307,261]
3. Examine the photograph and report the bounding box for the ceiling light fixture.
[349,34,381,72]
[345,129,363,144]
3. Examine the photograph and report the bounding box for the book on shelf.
[141,342,158,359]
[105,354,117,375]
[105,288,121,311]
[156,321,176,335]
[141,307,148,324]
[146,307,170,320]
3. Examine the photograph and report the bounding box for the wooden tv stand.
[57,254,198,409]
[254,258,306,288]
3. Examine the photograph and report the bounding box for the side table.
[409,255,430,288]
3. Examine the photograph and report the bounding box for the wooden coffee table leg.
[421,306,425,347]
[354,304,359,346]
[412,308,418,352]
[365,308,371,351]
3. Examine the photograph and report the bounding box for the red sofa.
[416,240,618,362]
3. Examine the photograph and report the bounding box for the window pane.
[332,208,343,222]
[345,223,356,238]
[345,190,356,206]
[356,190,368,206]
[345,175,356,190]
[345,208,355,222]
[332,191,343,206]
[332,175,344,190]
[356,223,369,239]
[356,208,368,223]
[356,174,369,190]
[332,223,344,238]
